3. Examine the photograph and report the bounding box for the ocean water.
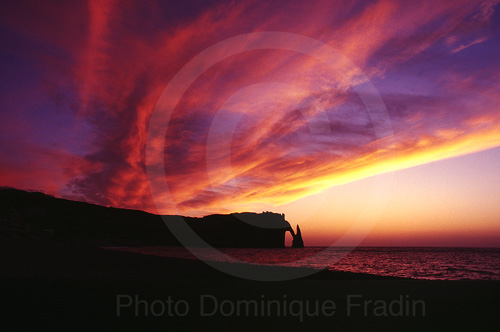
[108,246,500,281]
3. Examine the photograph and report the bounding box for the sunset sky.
[1,0,500,246]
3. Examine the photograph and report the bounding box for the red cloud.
[1,0,499,217]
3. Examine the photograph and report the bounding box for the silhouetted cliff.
[0,188,303,248]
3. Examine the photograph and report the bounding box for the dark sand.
[2,240,499,331]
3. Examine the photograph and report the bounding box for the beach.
[2,240,499,331]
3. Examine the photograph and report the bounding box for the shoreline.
[1,239,396,281]
[2,239,500,330]
[2,239,500,282]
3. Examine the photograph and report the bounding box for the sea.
[108,246,500,281]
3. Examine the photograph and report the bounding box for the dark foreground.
[1,240,499,331]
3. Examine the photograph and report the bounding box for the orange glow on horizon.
[1,0,500,246]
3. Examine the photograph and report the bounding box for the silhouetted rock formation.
[291,225,304,248]
[177,212,294,248]
[0,188,304,248]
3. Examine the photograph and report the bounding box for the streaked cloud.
[0,0,499,217]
